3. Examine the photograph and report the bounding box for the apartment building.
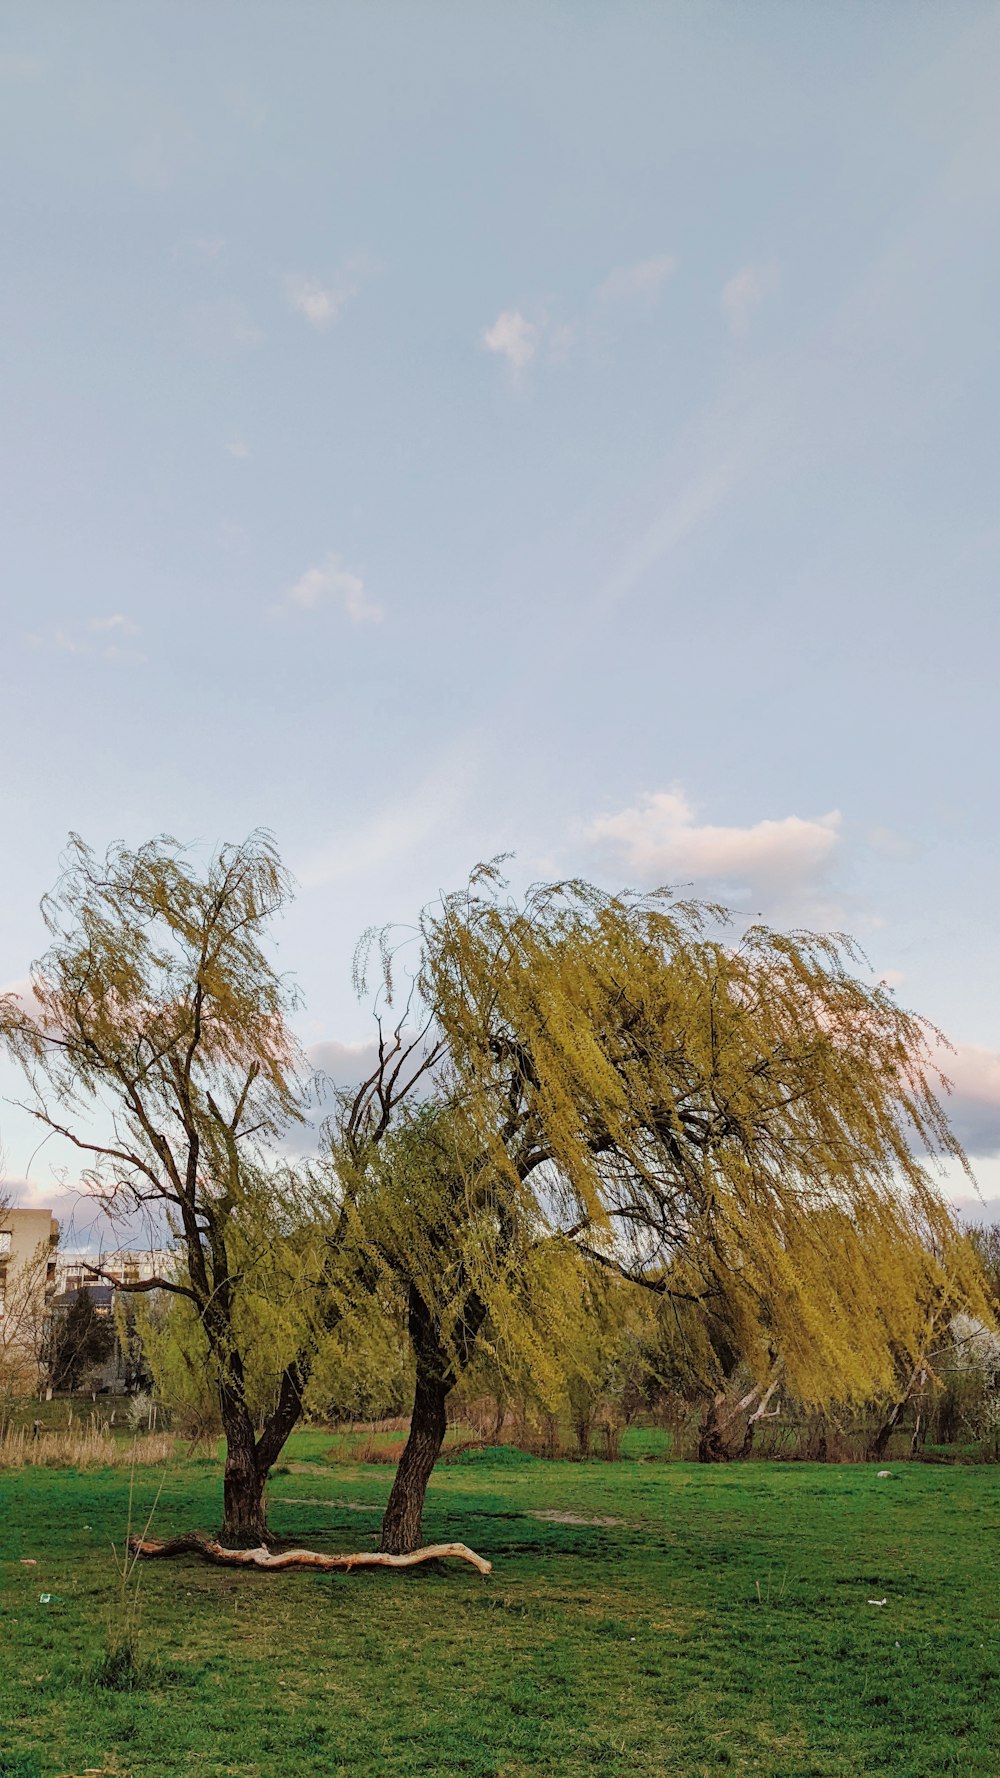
[0,1206,60,1393]
[55,1248,175,1303]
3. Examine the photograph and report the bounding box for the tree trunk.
[380,1282,488,1556]
[870,1360,926,1463]
[738,1376,780,1459]
[698,1397,730,1463]
[220,1393,269,1546]
[379,1363,449,1554]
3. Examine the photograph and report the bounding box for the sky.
[2,2,999,1240]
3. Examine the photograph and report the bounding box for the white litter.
[877,1470,892,1478]
[867,1598,887,1606]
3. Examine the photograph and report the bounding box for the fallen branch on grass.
[128,1533,492,1576]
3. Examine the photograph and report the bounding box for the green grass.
[1,1438,998,1777]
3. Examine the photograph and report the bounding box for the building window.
[0,1233,11,1257]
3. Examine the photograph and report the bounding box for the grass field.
[1,1435,998,1778]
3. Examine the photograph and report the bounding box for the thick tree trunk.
[220,1394,269,1546]
[379,1364,449,1555]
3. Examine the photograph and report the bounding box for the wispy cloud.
[484,252,676,376]
[587,786,842,902]
[186,299,264,353]
[173,234,226,265]
[482,308,540,371]
[273,554,382,624]
[226,434,250,459]
[597,254,677,305]
[721,261,780,336]
[23,614,143,659]
[297,753,477,891]
[601,462,734,605]
[285,256,369,330]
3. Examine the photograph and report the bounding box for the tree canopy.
[1,839,990,1555]
[328,865,987,1546]
[0,831,323,1540]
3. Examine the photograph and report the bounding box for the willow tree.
[0,832,333,1544]
[340,867,982,1551]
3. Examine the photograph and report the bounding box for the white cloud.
[89,614,137,636]
[308,1038,382,1088]
[483,253,675,376]
[274,553,382,624]
[308,1035,439,1107]
[482,309,539,370]
[285,256,368,330]
[23,614,142,658]
[721,262,780,336]
[287,278,340,328]
[226,434,250,459]
[597,254,677,305]
[587,787,842,898]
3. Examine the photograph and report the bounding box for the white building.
[0,1207,60,1393]
[55,1247,177,1300]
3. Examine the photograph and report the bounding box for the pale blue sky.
[2,3,999,1233]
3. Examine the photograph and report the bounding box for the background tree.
[49,1286,114,1392]
[338,868,988,1550]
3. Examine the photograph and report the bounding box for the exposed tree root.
[128,1532,491,1576]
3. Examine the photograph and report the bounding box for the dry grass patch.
[0,1427,176,1469]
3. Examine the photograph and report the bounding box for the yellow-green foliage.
[345,868,990,1412]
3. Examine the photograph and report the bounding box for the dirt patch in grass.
[526,1510,626,1527]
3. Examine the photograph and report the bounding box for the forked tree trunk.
[738,1377,781,1459]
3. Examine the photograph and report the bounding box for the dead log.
[128,1532,491,1576]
